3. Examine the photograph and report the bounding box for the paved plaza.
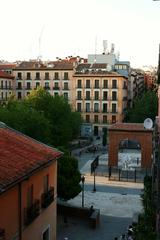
[57,141,144,240]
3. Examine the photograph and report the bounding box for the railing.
[24,199,40,225]
[41,187,54,208]
[0,228,5,240]
[53,87,59,90]
[44,87,50,90]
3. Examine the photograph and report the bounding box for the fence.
[93,165,151,183]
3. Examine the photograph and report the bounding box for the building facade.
[0,70,15,105]
[73,63,128,136]
[0,123,62,240]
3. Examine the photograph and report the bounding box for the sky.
[0,0,160,68]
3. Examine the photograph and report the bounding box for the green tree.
[0,100,52,144]
[126,90,158,123]
[57,149,81,200]
[26,88,82,147]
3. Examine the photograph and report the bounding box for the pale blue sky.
[0,0,160,67]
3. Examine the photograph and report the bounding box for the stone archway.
[108,123,153,168]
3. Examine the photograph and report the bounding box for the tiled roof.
[0,123,62,193]
[109,123,153,131]
[0,64,16,70]
[15,61,74,70]
[0,70,14,79]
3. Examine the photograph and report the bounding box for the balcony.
[77,97,82,100]
[25,87,31,90]
[0,228,5,240]
[24,199,40,225]
[16,86,22,90]
[112,98,117,101]
[63,87,69,90]
[102,110,108,113]
[44,86,50,90]
[41,187,54,208]
[76,85,82,88]
[35,78,41,81]
[112,86,118,89]
[53,86,60,90]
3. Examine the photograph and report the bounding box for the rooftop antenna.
[94,35,97,64]
[38,25,45,61]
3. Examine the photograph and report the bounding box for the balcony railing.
[41,187,54,208]
[24,199,40,225]
[53,87,60,90]
[112,98,117,101]
[76,85,82,88]
[44,86,50,90]
[0,228,5,240]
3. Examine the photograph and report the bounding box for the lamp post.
[92,163,96,192]
[81,175,85,207]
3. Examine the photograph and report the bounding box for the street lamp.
[81,175,85,207]
[92,163,96,192]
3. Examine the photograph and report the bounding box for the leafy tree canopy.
[126,90,158,123]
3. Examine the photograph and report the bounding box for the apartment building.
[13,61,75,105]
[0,70,15,104]
[73,63,128,136]
[0,123,62,240]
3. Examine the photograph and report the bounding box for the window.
[27,72,31,80]
[9,81,12,89]
[94,103,99,112]
[5,81,7,89]
[45,72,50,80]
[112,115,116,123]
[94,115,99,123]
[123,81,127,89]
[54,72,59,79]
[42,227,50,240]
[112,91,117,100]
[94,91,99,100]
[77,79,82,88]
[103,115,107,123]
[1,81,3,89]
[95,80,99,88]
[18,92,22,99]
[5,92,7,100]
[1,92,3,99]
[77,102,81,112]
[18,82,22,89]
[63,92,68,100]
[26,82,31,89]
[86,91,90,100]
[36,82,40,88]
[54,92,59,96]
[17,72,22,80]
[86,103,90,112]
[112,79,117,88]
[77,91,82,100]
[103,80,108,88]
[86,80,90,88]
[45,82,50,89]
[86,115,90,123]
[64,82,68,90]
[54,82,59,90]
[26,92,30,96]
[103,91,108,100]
[44,175,49,193]
[64,72,68,80]
[35,72,40,80]
[103,103,108,113]
[27,185,33,208]
[112,103,117,113]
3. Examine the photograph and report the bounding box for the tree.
[126,90,158,123]
[26,88,82,147]
[0,100,52,144]
[57,149,81,200]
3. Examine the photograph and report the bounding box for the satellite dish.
[143,118,153,129]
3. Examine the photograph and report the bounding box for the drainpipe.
[18,182,22,240]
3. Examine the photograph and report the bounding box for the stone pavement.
[57,140,144,240]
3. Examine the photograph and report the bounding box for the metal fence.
[92,165,151,183]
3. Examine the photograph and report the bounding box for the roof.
[0,70,14,79]
[0,123,62,193]
[15,61,74,70]
[109,123,153,132]
[0,64,16,70]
